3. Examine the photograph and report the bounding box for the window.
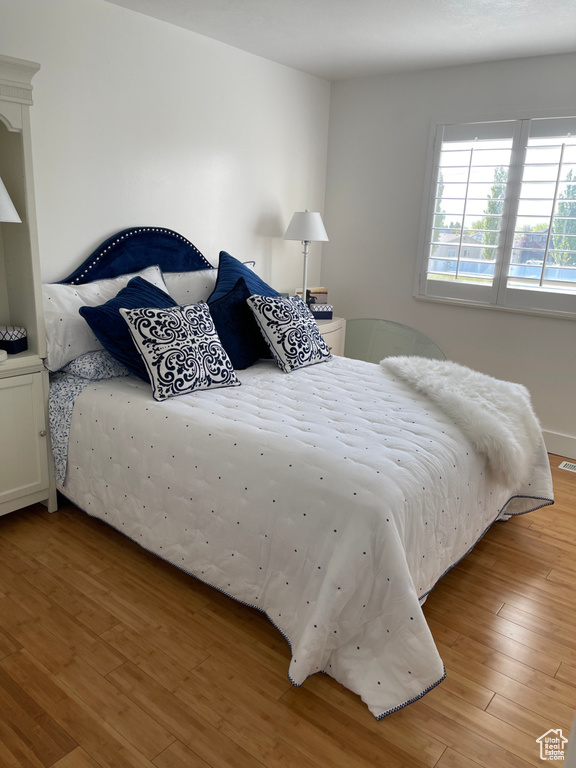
[416,115,576,318]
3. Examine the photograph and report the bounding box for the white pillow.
[43,265,168,372]
[163,268,218,305]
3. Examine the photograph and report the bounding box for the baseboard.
[542,430,576,461]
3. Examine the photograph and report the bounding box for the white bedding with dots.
[56,356,553,718]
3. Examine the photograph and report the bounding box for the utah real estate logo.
[537,729,569,762]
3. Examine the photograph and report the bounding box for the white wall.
[0,0,330,291]
[323,53,576,459]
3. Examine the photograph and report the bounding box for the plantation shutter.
[423,120,516,306]
[501,116,576,314]
[418,115,576,318]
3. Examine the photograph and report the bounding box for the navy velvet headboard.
[61,227,213,284]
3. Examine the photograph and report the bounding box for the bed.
[44,226,554,720]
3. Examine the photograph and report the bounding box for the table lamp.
[284,210,328,305]
[0,176,21,223]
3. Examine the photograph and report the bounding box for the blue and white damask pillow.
[119,303,240,401]
[247,294,332,373]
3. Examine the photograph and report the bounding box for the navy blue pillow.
[207,251,279,369]
[207,251,280,303]
[79,276,177,381]
[209,277,272,369]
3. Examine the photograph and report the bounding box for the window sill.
[414,292,576,323]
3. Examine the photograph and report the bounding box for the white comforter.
[57,356,553,718]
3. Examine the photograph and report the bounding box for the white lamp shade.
[284,211,328,242]
[0,177,21,223]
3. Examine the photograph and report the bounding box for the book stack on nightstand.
[296,286,334,320]
[298,287,345,354]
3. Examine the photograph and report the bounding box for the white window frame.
[415,109,576,321]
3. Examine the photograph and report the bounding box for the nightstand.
[0,356,55,516]
[317,317,346,356]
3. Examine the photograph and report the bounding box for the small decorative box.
[0,326,27,354]
[310,304,333,320]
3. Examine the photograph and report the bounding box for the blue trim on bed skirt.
[499,493,555,516]
[374,666,447,720]
[61,226,213,284]
[418,492,554,603]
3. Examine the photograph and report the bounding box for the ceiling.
[104,0,576,81]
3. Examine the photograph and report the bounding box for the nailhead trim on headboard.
[63,226,213,284]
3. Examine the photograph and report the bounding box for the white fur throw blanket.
[380,356,542,490]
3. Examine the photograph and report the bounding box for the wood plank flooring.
[0,454,573,767]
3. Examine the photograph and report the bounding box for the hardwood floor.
[0,454,574,767]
